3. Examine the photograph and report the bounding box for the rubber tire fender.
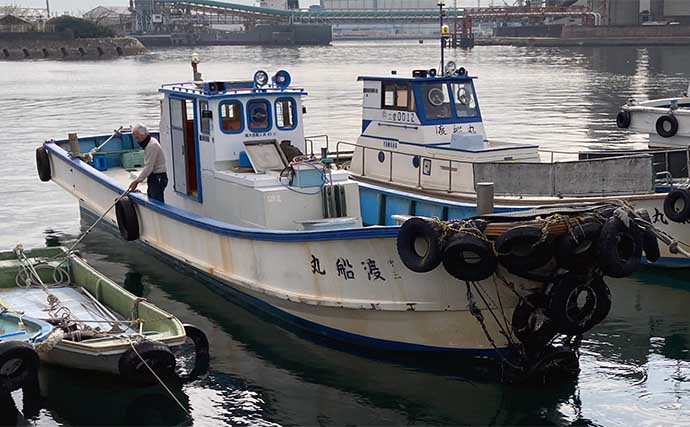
[115,196,140,241]
[512,293,557,351]
[546,273,612,335]
[118,340,176,386]
[597,217,643,278]
[663,189,690,223]
[656,114,679,138]
[442,232,497,282]
[0,341,40,393]
[176,324,210,383]
[616,110,631,128]
[396,217,444,273]
[642,227,661,263]
[495,225,553,274]
[36,146,51,182]
[555,222,602,273]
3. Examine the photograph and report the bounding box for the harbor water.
[1,41,690,426]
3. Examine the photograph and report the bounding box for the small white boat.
[0,246,209,385]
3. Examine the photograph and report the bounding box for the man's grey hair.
[133,124,149,136]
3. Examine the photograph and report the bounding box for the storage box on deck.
[292,164,326,188]
[92,154,108,171]
[121,151,145,169]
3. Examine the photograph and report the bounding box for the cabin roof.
[357,75,476,83]
[159,81,307,99]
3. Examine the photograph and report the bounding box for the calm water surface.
[0,41,689,426]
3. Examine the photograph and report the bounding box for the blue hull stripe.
[45,143,399,242]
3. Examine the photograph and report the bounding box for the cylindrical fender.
[663,188,690,223]
[555,222,601,272]
[546,273,611,335]
[597,217,642,278]
[495,225,553,274]
[396,217,444,273]
[176,324,210,383]
[656,114,679,138]
[616,110,631,128]
[442,232,497,282]
[36,146,51,182]
[115,196,140,241]
[118,340,176,386]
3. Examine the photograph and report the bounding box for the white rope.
[128,340,191,418]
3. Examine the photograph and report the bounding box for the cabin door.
[169,97,200,200]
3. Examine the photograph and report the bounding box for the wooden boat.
[0,246,208,385]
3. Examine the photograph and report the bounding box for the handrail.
[304,134,329,157]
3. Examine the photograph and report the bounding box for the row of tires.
[616,110,679,138]
[396,213,659,282]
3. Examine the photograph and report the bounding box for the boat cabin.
[153,70,360,229]
[351,67,540,194]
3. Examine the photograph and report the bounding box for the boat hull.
[44,142,538,353]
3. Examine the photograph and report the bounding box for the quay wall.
[0,34,146,60]
[562,25,690,39]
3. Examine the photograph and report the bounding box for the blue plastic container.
[239,151,251,168]
[93,155,108,171]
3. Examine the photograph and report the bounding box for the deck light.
[445,61,457,75]
[253,70,269,88]
[273,70,291,89]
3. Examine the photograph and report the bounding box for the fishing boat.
[34,49,683,381]
[325,62,690,268]
[0,246,209,385]
[0,307,52,393]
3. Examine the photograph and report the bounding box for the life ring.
[616,110,631,128]
[495,225,553,274]
[555,222,602,273]
[0,341,40,393]
[36,146,51,182]
[597,217,643,278]
[176,324,210,383]
[115,196,140,241]
[396,217,444,273]
[663,189,690,223]
[546,273,611,335]
[511,293,557,351]
[642,227,661,263]
[118,340,176,386]
[442,232,497,282]
[656,114,679,138]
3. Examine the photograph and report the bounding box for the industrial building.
[649,0,690,24]
[320,0,439,10]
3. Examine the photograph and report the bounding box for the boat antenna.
[438,1,449,76]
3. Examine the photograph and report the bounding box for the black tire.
[495,225,553,274]
[616,110,631,128]
[642,227,661,263]
[442,233,497,282]
[597,217,643,278]
[36,146,51,182]
[118,340,176,386]
[115,196,140,241]
[512,293,557,351]
[663,189,690,223]
[176,324,210,382]
[555,222,602,273]
[546,273,612,335]
[0,341,40,393]
[520,346,580,385]
[396,217,444,273]
[656,114,679,138]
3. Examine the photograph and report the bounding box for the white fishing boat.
[34,51,682,381]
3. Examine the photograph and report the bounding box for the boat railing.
[304,134,330,157]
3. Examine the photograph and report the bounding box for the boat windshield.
[452,82,478,118]
[420,83,452,120]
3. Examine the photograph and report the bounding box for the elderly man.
[128,124,167,203]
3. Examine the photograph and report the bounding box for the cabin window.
[275,98,297,130]
[219,101,243,133]
[247,100,271,132]
[382,82,413,111]
[453,83,478,118]
[199,100,211,134]
[421,83,452,120]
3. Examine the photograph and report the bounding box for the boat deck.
[0,287,138,336]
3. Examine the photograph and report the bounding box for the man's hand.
[128,181,139,192]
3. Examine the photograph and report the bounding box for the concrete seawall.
[0,34,146,60]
